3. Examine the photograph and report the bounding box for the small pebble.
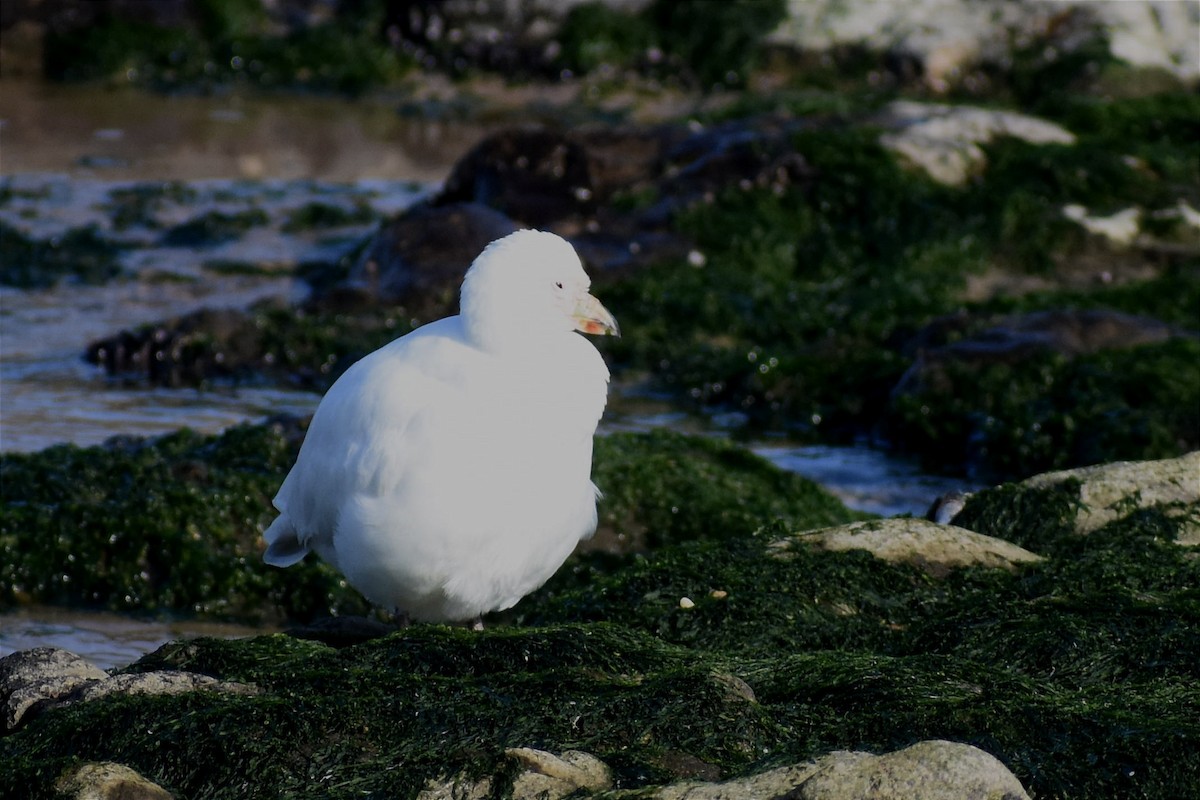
[710,590,728,600]
[679,597,695,609]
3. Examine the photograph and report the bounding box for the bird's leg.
[471,616,485,632]
[389,608,412,628]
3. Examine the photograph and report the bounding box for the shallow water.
[0,81,975,670]
[0,607,275,671]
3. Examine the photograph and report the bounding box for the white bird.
[262,229,618,624]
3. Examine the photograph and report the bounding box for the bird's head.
[461,230,619,352]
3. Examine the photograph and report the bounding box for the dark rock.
[925,490,974,524]
[658,115,815,201]
[85,307,265,387]
[433,126,681,229]
[285,615,401,648]
[894,308,1187,396]
[338,201,520,314]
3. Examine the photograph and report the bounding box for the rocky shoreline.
[2,2,1199,797]
[3,452,1198,798]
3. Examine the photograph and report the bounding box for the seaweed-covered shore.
[2,1,1199,797]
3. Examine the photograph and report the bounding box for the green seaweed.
[162,208,270,247]
[886,338,1200,479]
[0,422,357,623]
[597,97,1199,477]
[106,182,198,231]
[41,0,409,95]
[556,3,657,75]
[642,0,787,88]
[0,222,124,288]
[3,480,1197,799]
[280,201,378,233]
[0,424,850,622]
[603,128,975,437]
[590,428,860,553]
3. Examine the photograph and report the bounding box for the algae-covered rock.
[3,453,1199,798]
[0,647,257,734]
[0,221,124,288]
[1020,450,1200,539]
[0,423,854,621]
[422,740,1031,800]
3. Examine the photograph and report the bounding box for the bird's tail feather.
[262,515,309,567]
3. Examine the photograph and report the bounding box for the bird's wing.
[268,318,483,558]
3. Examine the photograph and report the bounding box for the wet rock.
[876,100,1075,185]
[339,201,520,314]
[55,761,174,800]
[85,307,265,387]
[1,646,107,733]
[652,740,1030,800]
[925,490,973,524]
[59,669,259,706]
[1022,451,1200,542]
[0,646,258,733]
[782,518,1042,578]
[433,126,677,229]
[330,115,823,314]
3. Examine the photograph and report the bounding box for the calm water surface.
[0,82,974,669]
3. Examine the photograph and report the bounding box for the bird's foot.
[470,617,485,632]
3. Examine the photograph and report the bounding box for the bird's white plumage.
[262,230,614,622]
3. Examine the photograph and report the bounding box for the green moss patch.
[2,420,1197,798]
[42,0,410,94]
[598,97,1199,479]
[887,337,1200,479]
[280,201,379,233]
[0,422,357,623]
[4,489,1197,800]
[0,222,124,288]
[161,209,270,247]
[0,424,851,623]
[106,182,199,231]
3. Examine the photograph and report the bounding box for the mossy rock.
[0,222,124,288]
[41,0,410,94]
[3,448,1199,798]
[596,98,1199,479]
[0,423,854,623]
[162,209,270,247]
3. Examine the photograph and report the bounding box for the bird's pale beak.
[572,293,620,337]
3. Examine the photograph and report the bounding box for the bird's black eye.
[555,281,564,289]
